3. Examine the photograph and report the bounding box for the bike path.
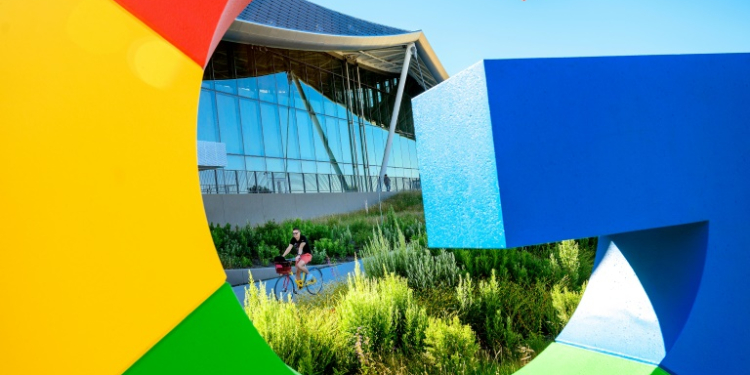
[231,260,359,305]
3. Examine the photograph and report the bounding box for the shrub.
[248,184,272,193]
[255,221,288,253]
[551,280,587,332]
[211,223,258,267]
[235,256,252,268]
[330,224,354,251]
[311,249,327,265]
[244,274,353,374]
[256,242,278,267]
[456,273,475,315]
[315,237,348,260]
[362,227,406,281]
[550,240,580,288]
[407,248,459,290]
[451,248,556,286]
[423,316,480,374]
[363,227,460,290]
[450,238,596,288]
[455,271,556,359]
[336,262,428,357]
[209,192,428,268]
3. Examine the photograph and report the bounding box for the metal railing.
[199,169,421,195]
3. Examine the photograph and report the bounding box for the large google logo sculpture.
[3,1,749,374]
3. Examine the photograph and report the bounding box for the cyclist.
[281,227,315,288]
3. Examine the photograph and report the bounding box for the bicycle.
[273,257,324,302]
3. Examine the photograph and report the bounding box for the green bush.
[244,274,353,374]
[550,240,580,288]
[209,192,428,268]
[379,207,424,245]
[210,223,255,261]
[455,271,556,359]
[257,242,278,267]
[346,219,373,249]
[311,249,327,265]
[255,221,288,253]
[423,316,480,374]
[337,263,428,357]
[407,248,459,290]
[551,280,587,332]
[449,238,596,289]
[315,237,348,260]
[363,227,460,290]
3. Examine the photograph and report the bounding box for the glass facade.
[198,41,423,192]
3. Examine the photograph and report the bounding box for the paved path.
[231,260,359,305]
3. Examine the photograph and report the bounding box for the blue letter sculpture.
[413,54,750,375]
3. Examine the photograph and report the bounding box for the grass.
[241,191,596,374]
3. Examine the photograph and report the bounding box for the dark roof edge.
[224,20,449,83]
[238,0,410,37]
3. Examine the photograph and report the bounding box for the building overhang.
[223,20,448,89]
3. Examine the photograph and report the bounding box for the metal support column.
[343,60,360,191]
[213,170,219,194]
[356,65,372,192]
[377,43,415,192]
[291,73,350,191]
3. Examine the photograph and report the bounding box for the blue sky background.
[309,0,750,76]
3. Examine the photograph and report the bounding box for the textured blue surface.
[413,53,750,374]
[557,222,707,365]
[413,62,505,249]
[238,0,410,36]
[557,239,664,364]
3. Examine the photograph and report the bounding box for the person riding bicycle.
[281,227,315,288]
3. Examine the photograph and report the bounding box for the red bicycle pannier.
[275,261,291,274]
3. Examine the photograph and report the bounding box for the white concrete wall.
[202,191,399,227]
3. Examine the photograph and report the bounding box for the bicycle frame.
[274,258,323,300]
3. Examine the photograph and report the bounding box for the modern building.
[197,0,447,201]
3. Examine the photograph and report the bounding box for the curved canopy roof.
[223,0,448,89]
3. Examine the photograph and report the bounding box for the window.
[256,50,277,103]
[326,116,342,162]
[245,156,266,172]
[296,110,315,160]
[226,155,245,170]
[279,105,300,159]
[260,102,282,157]
[313,113,328,161]
[339,119,352,163]
[239,98,264,156]
[216,94,243,154]
[197,90,218,142]
[212,46,237,95]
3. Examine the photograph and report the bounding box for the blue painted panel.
[558,222,708,365]
[413,62,505,249]
[557,238,665,364]
[413,53,750,374]
[483,55,721,247]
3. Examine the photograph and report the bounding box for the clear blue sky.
[309,0,750,76]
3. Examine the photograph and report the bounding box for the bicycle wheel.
[303,267,324,295]
[273,275,297,302]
